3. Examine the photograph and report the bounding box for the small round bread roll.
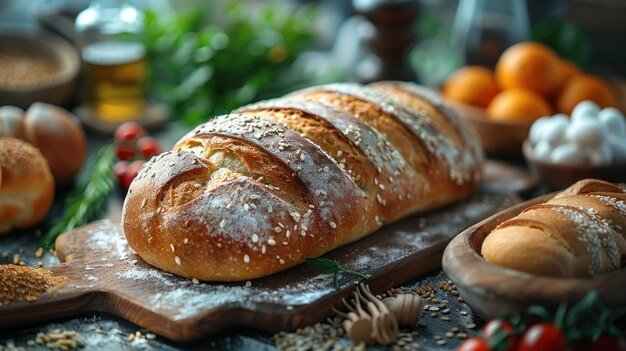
[24,103,87,183]
[0,137,55,234]
[0,106,26,139]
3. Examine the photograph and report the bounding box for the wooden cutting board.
[0,190,520,342]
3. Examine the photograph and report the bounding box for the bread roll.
[24,102,87,183]
[122,82,483,281]
[482,179,626,278]
[0,137,54,234]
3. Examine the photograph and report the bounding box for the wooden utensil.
[0,191,519,342]
[442,193,626,320]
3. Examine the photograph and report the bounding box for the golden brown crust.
[0,137,54,234]
[122,82,483,281]
[482,179,626,278]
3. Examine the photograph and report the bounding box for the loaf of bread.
[122,82,484,281]
[482,179,626,278]
[0,137,54,234]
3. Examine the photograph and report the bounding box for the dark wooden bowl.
[442,193,626,320]
[0,33,79,108]
[523,140,626,191]
[448,100,530,158]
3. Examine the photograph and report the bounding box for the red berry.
[519,323,565,351]
[138,137,161,159]
[114,122,144,143]
[113,160,129,181]
[115,147,136,161]
[120,160,145,191]
[456,338,490,351]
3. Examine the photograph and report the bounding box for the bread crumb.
[0,265,66,305]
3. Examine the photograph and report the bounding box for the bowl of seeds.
[0,33,79,108]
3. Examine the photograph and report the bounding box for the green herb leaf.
[554,302,568,329]
[527,305,552,322]
[306,257,341,272]
[306,258,368,289]
[144,0,318,125]
[40,144,116,249]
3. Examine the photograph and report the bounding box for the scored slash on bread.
[482,179,626,278]
[122,82,484,281]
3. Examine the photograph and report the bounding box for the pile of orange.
[442,41,620,124]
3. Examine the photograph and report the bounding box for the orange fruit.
[556,74,619,115]
[554,59,580,96]
[487,88,553,124]
[495,42,562,96]
[442,66,500,108]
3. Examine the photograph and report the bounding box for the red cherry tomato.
[138,137,161,159]
[115,147,136,161]
[590,335,626,351]
[481,319,518,351]
[113,160,129,181]
[121,160,145,191]
[457,338,490,351]
[114,122,144,143]
[519,323,565,351]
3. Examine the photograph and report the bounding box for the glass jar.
[75,0,146,121]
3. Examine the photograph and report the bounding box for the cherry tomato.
[120,160,145,191]
[590,334,626,351]
[115,147,136,161]
[519,323,565,351]
[457,338,490,351]
[113,160,129,181]
[138,137,161,159]
[114,122,144,143]
[481,319,518,351]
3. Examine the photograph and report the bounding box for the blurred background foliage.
[137,0,618,126]
[144,0,317,126]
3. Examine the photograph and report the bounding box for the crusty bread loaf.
[0,137,54,234]
[122,82,484,281]
[482,179,626,278]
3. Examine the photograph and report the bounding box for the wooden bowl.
[523,140,626,190]
[442,194,626,320]
[0,33,79,108]
[448,100,530,158]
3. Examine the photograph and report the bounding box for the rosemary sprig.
[41,144,117,249]
[306,258,368,289]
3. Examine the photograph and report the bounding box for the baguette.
[482,179,626,278]
[122,82,483,281]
